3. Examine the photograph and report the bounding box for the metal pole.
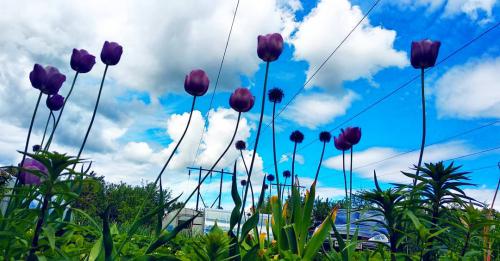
[196,166,202,211]
[218,169,224,209]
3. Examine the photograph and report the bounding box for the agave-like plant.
[404,162,477,259]
[359,171,405,261]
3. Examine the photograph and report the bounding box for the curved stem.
[117,96,197,256]
[313,142,327,184]
[161,113,242,231]
[342,151,348,201]
[240,150,255,208]
[271,102,281,201]
[28,190,51,259]
[291,142,298,188]
[21,91,42,165]
[281,176,288,202]
[39,113,51,152]
[45,72,78,151]
[349,147,353,205]
[236,61,270,239]
[74,67,108,168]
[414,68,426,187]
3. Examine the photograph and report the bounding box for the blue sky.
[0,0,499,209]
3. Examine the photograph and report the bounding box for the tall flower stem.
[236,61,269,239]
[347,147,354,243]
[159,113,242,233]
[414,68,426,187]
[117,97,198,256]
[240,150,255,207]
[313,142,327,184]
[27,189,51,259]
[74,67,108,168]
[39,113,51,151]
[21,91,43,167]
[281,177,288,202]
[271,102,281,202]
[291,142,298,189]
[342,150,349,241]
[45,72,78,151]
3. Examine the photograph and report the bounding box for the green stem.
[236,61,270,239]
[38,113,51,152]
[74,67,107,168]
[271,102,281,202]
[291,142,298,188]
[313,142,326,184]
[240,150,255,208]
[21,91,43,166]
[414,68,426,187]
[27,190,51,259]
[45,72,78,151]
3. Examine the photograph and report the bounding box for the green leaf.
[230,162,242,232]
[42,224,56,250]
[242,244,259,261]
[299,183,316,252]
[303,207,334,260]
[240,212,259,243]
[89,236,104,261]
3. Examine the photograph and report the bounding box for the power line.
[351,120,500,171]
[295,21,500,152]
[245,0,382,147]
[190,0,241,167]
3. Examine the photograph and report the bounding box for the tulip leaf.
[240,212,259,243]
[146,214,198,254]
[303,209,332,260]
[230,162,242,232]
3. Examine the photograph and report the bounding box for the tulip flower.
[46,94,64,111]
[71,49,96,73]
[75,41,123,169]
[235,140,246,150]
[411,40,441,69]
[184,69,210,96]
[237,33,283,239]
[410,39,441,186]
[341,127,361,145]
[19,158,47,185]
[29,64,66,95]
[100,41,123,66]
[257,33,284,62]
[45,49,95,151]
[314,131,332,184]
[230,88,255,112]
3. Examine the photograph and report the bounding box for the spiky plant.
[360,171,405,261]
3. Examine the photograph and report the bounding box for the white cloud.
[392,0,497,24]
[290,0,407,91]
[279,153,305,165]
[434,57,500,119]
[464,186,500,210]
[283,91,358,129]
[324,141,472,183]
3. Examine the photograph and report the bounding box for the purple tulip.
[290,130,304,143]
[319,131,332,143]
[19,158,47,185]
[184,69,210,96]
[71,49,96,73]
[235,140,246,150]
[257,33,284,62]
[230,88,255,113]
[411,39,441,69]
[267,174,275,182]
[46,94,64,111]
[240,179,247,186]
[283,170,291,178]
[268,87,284,103]
[342,127,361,146]
[29,64,66,95]
[100,41,123,66]
[334,133,352,151]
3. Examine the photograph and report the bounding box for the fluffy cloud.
[282,91,358,129]
[434,57,500,119]
[392,0,497,23]
[324,141,472,183]
[291,0,407,92]
[464,186,500,210]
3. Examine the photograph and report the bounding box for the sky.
[0,0,499,210]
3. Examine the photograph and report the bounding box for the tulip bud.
[229,88,255,112]
[71,49,96,73]
[100,41,123,66]
[184,69,210,96]
[342,127,361,146]
[19,158,47,185]
[46,94,64,111]
[257,33,284,62]
[411,39,441,69]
